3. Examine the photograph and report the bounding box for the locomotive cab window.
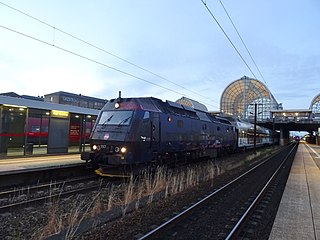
[98,110,133,126]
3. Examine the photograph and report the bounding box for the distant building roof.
[21,95,44,101]
[0,92,21,98]
[44,91,106,102]
[0,92,44,101]
[175,97,208,112]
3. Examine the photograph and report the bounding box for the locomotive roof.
[104,97,163,112]
[105,97,208,114]
[103,97,236,126]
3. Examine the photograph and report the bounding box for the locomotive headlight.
[114,146,120,153]
[120,147,127,153]
[92,144,101,151]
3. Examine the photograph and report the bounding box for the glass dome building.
[220,76,281,121]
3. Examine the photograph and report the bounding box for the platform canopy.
[220,76,280,121]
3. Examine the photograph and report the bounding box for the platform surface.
[269,143,320,240]
[0,154,83,174]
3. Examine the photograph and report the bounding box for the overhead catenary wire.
[200,0,258,80]
[218,0,267,85]
[0,1,220,107]
[0,24,221,110]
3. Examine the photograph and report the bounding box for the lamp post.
[272,114,275,146]
[253,103,257,154]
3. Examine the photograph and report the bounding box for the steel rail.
[0,175,102,212]
[138,146,290,240]
[225,143,297,239]
[0,175,97,199]
[0,183,103,212]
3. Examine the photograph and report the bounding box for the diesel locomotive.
[81,96,274,177]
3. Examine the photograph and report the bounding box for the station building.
[44,91,107,110]
[220,76,320,145]
[0,92,104,158]
[220,76,282,121]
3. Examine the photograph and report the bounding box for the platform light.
[3,104,27,109]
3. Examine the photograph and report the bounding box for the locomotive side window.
[217,126,220,131]
[202,124,207,130]
[139,111,151,142]
[177,120,184,128]
[143,111,150,121]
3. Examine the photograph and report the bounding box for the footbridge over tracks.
[259,109,320,145]
[218,76,320,146]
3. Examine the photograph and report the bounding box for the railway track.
[0,175,103,213]
[138,143,298,239]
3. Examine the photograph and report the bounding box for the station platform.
[269,142,320,240]
[0,154,84,175]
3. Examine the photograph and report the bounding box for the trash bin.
[25,143,33,155]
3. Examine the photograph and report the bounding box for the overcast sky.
[0,0,319,111]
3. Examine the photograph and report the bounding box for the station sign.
[51,110,69,118]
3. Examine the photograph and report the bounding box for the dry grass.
[33,203,63,240]
[37,147,277,238]
[34,194,98,239]
[99,165,208,216]
[36,161,222,238]
[121,175,135,216]
[107,185,117,211]
[90,193,104,217]
[64,196,94,239]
